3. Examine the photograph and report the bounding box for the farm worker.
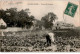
[46,34,51,46]
[48,32,55,43]
[0,30,4,36]
[45,31,55,46]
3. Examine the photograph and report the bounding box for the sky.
[0,0,80,27]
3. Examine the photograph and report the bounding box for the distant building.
[0,18,7,29]
[53,21,74,30]
[0,18,7,36]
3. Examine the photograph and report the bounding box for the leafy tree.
[5,8,18,27]
[0,9,5,18]
[41,12,58,29]
[0,8,35,28]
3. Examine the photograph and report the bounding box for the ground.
[0,28,80,52]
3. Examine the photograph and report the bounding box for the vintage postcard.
[0,0,80,52]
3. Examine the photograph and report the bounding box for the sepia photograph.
[0,0,80,52]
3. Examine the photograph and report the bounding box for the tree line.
[0,8,58,29]
[0,8,34,28]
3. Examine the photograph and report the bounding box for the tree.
[6,8,18,27]
[0,9,5,18]
[41,12,58,29]
[0,8,35,28]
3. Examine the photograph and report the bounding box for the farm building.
[0,18,7,29]
[53,21,74,30]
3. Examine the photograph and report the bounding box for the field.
[0,28,80,52]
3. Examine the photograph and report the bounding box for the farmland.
[0,28,80,52]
